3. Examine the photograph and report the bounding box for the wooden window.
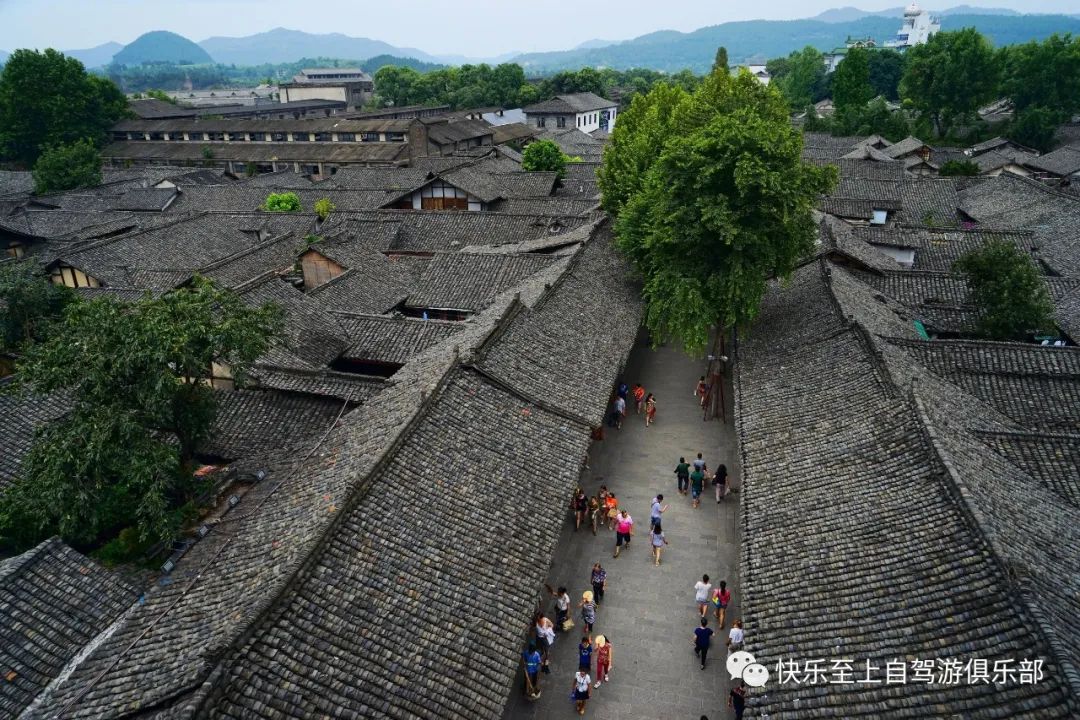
[49,264,100,288]
[418,181,472,211]
[337,132,356,142]
[300,249,345,289]
[557,116,566,128]
[314,132,331,142]
[292,132,310,142]
[537,117,546,128]
[250,132,266,141]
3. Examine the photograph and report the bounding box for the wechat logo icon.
[727,650,770,688]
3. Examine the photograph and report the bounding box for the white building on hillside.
[885,3,941,50]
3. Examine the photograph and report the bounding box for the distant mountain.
[511,13,1080,73]
[64,41,124,69]
[112,31,213,65]
[199,28,437,66]
[812,5,1021,22]
[574,38,619,50]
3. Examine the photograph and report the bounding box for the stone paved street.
[502,340,742,720]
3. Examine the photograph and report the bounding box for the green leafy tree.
[264,192,302,212]
[770,46,827,109]
[521,139,569,179]
[598,82,691,216]
[953,241,1054,340]
[0,49,128,164]
[314,197,336,221]
[900,28,1000,137]
[0,278,282,548]
[866,49,906,101]
[609,71,837,352]
[833,47,874,111]
[144,89,178,105]
[939,159,980,176]
[713,47,729,73]
[32,140,103,195]
[1007,106,1060,152]
[0,260,75,352]
[1000,34,1080,115]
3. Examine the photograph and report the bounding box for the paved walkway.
[503,340,742,720]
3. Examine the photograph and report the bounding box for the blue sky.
[0,0,1075,56]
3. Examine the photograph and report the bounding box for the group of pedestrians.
[675,453,729,508]
[607,380,657,429]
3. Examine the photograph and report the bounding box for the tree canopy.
[0,260,74,353]
[952,241,1055,341]
[521,139,570,179]
[832,47,874,112]
[0,278,282,549]
[603,69,837,352]
[0,49,128,165]
[264,192,302,212]
[32,139,103,195]
[900,28,1000,136]
[768,46,827,109]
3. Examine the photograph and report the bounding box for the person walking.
[579,590,597,633]
[577,634,593,673]
[588,495,601,535]
[550,586,571,632]
[573,488,588,531]
[590,562,607,606]
[728,681,748,720]
[649,494,669,530]
[689,465,706,509]
[674,457,690,495]
[692,617,714,670]
[650,522,669,565]
[523,642,542,697]
[572,668,592,715]
[727,619,745,653]
[694,574,713,618]
[534,612,555,674]
[693,452,707,474]
[714,463,729,503]
[712,580,732,628]
[645,393,656,426]
[613,509,634,557]
[608,395,626,428]
[632,383,646,414]
[593,635,612,687]
[604,492,619,530]
[695,375,706,403]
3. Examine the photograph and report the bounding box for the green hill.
[112,31,213,66]
[513,13,1080,73]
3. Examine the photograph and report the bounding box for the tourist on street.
[613,510,634,557]
[674,457,690,495]
[712,580,732,627]
[523,642,542,696]
[617,380,629,403]
[550,586,571,632]
[650,494,669,529]
[715,463,729,503]
[608,395,627,428]
[695,375,706,403]
[594,635,612,687]
[694,574,713,617]
[573,488,588,531]
[689,466,706,508]
[693,617,715,670]
[693,452,707,474]
[604,492,619,530]
[580,590,597,633]
[632,383,646,413]
[727,619,745,653]
[590,562,607,605]
[645,393,657,426]
[588,495,602,535]
[534,612,555,673]
[650,522,669,565]
[577,634,593,673]
[729,681,748,720]
[572,668,592,715]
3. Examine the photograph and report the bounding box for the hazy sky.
[0,0,1075,56]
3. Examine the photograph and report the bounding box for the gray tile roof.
[306,248,416,314]
[335,313,463,365]
[523,92,616,114]
[881,135,930,159]
[108,187,179,212]
[0,171,34,198]
[977,429,1080,508]
[236,275,350,368]
[101,141,412,165]
[1026,144,1080,176]
[854,225,1040,272]
[816,215,900,271]
[832,156,906,180]
[199,233,307,289]
[0,538,137,718]
[249,365,385,403]
[0,388,70,492]
[735,259,1080,717]
[407,252,559,312]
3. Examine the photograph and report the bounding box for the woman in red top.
[712,580,732,628]
[593,635,613,687]
[645,393,656,427]
[632,384,646,413]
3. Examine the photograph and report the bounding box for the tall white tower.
[885,3,941,49]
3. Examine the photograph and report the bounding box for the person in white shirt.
[572,669,592,715]
[727,619,745,652]
[694,574,713,618]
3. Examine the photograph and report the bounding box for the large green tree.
[833,48,874,112]
[32,140,103,195]
[606,69,837,352]
[0,49,128,164]
[521,139,569,179]
[953,241,1054,341]
[0,278,282,548]
[1000,34,1080,115]
[0,260,75,352]
[900,28,1000,137]
[597,81,691,216]
[769,46,827,109]
[866,49,905,101]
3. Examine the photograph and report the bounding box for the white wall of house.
[874,245,916,268]
[409,180,484,211]
[282,86,347,104]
